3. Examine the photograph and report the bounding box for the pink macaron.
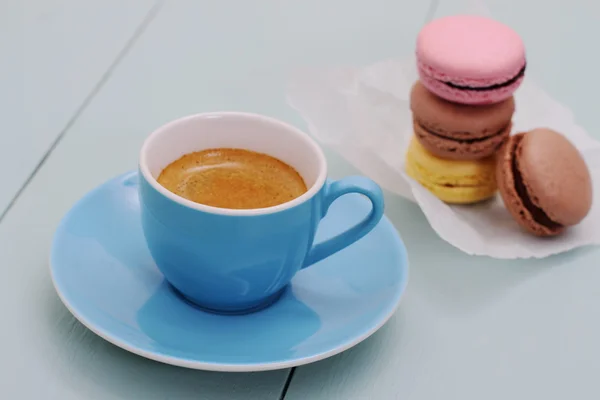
[416,15,526,105]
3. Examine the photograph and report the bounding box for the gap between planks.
[0,0,164,224]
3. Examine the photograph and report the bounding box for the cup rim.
[139,111,328,216]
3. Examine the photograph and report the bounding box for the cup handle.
[302,176,384,268]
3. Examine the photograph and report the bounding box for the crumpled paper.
[286,7,600,259]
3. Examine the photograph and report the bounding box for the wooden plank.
[0,0,158,215]
[285,1,600,399]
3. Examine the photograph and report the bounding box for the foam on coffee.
[157,148,308,209]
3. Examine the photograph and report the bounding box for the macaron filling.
[441,64,526,92]
[510,135,563,230]
[416,120,510,144]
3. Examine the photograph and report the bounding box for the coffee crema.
[157,148,308,209]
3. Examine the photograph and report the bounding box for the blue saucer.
[50,171,409,371]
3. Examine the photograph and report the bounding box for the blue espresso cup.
[139,112,384,313]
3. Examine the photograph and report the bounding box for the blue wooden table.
[5,1,599,398]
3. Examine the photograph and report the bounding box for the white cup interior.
[139,112,328,215]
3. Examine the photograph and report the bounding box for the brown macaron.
[496,128,593,236]
[410,81,515,160]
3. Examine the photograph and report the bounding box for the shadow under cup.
[139,112,384,314]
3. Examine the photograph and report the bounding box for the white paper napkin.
[286,6,600,259]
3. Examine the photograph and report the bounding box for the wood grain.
[286,184,600,399]
[7,0,600,399]
[4,0,435,398]
[3,1,293,399]
[0,0,158,215]
[285,1,600,399]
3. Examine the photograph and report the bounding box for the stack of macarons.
[405,15,593,236]
[406,15,525,205]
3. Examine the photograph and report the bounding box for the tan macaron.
[496,128,593,236]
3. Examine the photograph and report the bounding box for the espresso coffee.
[157,148,308,209]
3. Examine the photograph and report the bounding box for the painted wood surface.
[0,0,158,216]
[6,0,599,399]
[286,1,600,399]
[3,0,432,398]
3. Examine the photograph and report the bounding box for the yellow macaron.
[405,137,497,204]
